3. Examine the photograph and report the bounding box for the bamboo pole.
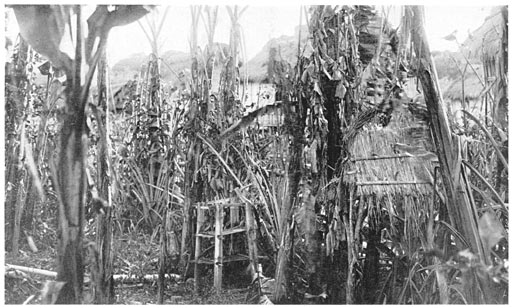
[6,264,57,278]
[6,264,180,282]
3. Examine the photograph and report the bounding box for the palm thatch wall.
[342,122,437,255]
[344,125,435,199]
[463,6,508,126]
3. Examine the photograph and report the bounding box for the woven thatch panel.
[344,126,435,199]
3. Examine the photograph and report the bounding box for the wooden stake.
[244,201,258,279]
[193,203,205,293]
[213,202,223,293]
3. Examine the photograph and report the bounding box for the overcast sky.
[3,3,500,66]
[104,5,495,65]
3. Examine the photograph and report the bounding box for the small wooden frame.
[193,198,258,293]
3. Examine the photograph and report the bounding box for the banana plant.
[13,5,151,303]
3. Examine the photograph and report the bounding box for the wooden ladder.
[193,198,258,293]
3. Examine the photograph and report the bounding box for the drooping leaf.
[13,5,73,73]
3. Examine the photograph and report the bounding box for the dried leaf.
[302,41,314,59]
[301,69,310,84]
[322,66,332,80]
[310,139,318,174]
[479,212,505,253]
[335,83,346,99]
[295,189,317,245]
[22,134,45,202]
[27,235,38,253]
[457,248,477,262]
[332,69,343,81]
[313,82,323,96]
[40,281,66,304]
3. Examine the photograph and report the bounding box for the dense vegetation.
[4,5,508,305]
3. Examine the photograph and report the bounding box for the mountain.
[245,25,308,83]
[110,50,191,89]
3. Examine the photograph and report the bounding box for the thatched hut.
[442,69,486,121]
[342,104,438,261]
[463,6,507,127]
[443,69,484,102]
[463,7,505,61]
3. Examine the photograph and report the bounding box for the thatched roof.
[443,69,485,101]
[463,6,505,61]
[344,126,435,199]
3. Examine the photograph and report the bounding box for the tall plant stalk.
[91,42,114,304]
[406,5,490,303]
[181,5,206,276]
[13,5,150,303]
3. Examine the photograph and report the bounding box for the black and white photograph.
[2,2,509,304]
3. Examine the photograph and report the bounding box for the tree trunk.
[323,81,342,180]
